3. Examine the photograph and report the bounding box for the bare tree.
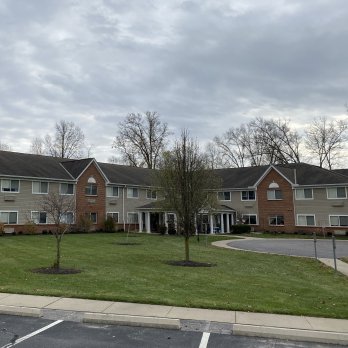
[212,117,301,168]
[41,192,75,270]
[30,137,45,155]
[0,141,11,151]
[305,116,348,169]
[156,130,220,262]
[44,120,85,159]
[113,111,170,169]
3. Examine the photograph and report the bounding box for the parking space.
[0,314,344,348]
[227,238,348,258]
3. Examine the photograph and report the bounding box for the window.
[297,215,315,226]
[106,212,119,223]
[127,187,139,198]
[327,187,347,199]
[31,211,47,224]
[86,212,97,224]
[0,211,18,224]
[295,188,313,200]
[127,212,139,223]
[1,179,19,193]
[269,215,284,226]
[106,186,119,197]
[242,214,257,225]
[218,191,231,201]
[146,190,157,199]
[85,183,97,195]
[330,215,348,227]
[241,191,256,201]
[60,183,74,195]
[267,189,283,200]
[32,181,49,194]
[61,212,74,224]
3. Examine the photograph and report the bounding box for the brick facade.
[257,168,295,233]
[75,162,106,231]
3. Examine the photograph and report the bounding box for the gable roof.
[60,158,94,179]
[98,162,154,186]
[0,150,74,181]
[334,169,348,177]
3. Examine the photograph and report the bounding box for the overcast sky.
[1,0,347,162]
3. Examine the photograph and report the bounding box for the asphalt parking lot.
[227,238,348,258]
[0,314,344,348]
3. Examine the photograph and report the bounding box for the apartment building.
[0,150,347,235]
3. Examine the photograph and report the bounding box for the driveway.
[226,238,348,258]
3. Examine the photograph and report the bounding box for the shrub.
[158,224,167,235]
[24,220,38,235]
[0,223,4,236]
[77,215,92,233]
[231,224,251,234]
[104,216,115,233]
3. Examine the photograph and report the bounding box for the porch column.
[138,212,143,232]
[164,212,168,234]
[221,213,224,233]
[227,214,230,233]
[210,214,214,234]
[194,214,198,235]
[146,212,151,233]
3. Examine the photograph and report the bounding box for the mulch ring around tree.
[164,260,217,267]
[31,267,82,275]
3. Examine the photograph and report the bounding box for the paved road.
[0,314,344,348]
[227,238,348,258]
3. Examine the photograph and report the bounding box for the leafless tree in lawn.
[44,120,85,158]
[113,111,170,169]
[41,192,75,270]
[305,116,348,169]
[156,130,220,262]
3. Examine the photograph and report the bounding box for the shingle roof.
[274,163,348,185]
[334,169,348,177]
[98,162,154,186]
[0,150,74,181]
[213,166,269,188]
[61,158,94,179]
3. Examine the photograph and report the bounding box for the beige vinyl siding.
[294,187,348,227]
[0,179,76,225]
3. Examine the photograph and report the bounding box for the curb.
[233,324,348,346]
[83,313,181,330]
[0,305,41,317]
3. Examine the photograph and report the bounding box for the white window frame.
[32,181,49,194]
[217,191,231,201]
[60,212,74,224]
[106,212,119,223]
[85,183,97,196]
[0,211,18,224]
[267,189,283,200]
[146,189,157,200]
[241,190,256,201]
[327,187,347,199]
[60,183,74,195]
[295,188,313,200]
[127,212,139,223]
[329,215,348,227]
[269,215,284,226]
[31,211,48,224]
[86,212,97,224]
[1,179,20,193]
[106,186,119,198]
[127,187,139,199]
[242,214,258,225]
[296,214,316,226]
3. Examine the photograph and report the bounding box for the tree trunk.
[185,236,190,262]
[54,236,61,269]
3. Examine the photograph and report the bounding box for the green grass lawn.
[0,233,347,319]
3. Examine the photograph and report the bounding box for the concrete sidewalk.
[0,293,347,345]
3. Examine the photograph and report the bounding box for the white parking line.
[199,332,210,348]
[1,320,63,347]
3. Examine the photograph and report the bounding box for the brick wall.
[75,162,106,231]
[257,168,295,233]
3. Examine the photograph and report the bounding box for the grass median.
[0,233,347,319]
